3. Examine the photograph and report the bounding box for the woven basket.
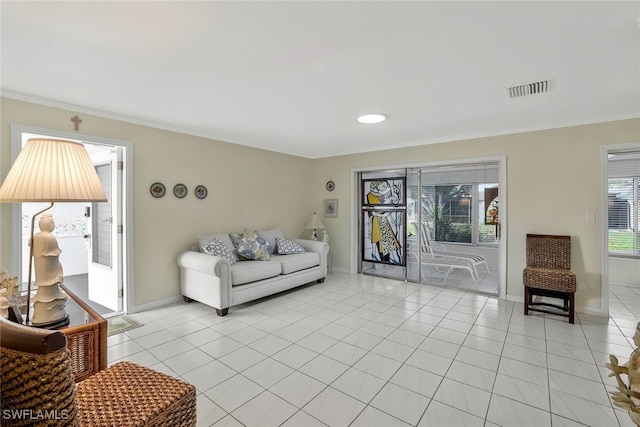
[1,347,79,426]
[75,361,196,427]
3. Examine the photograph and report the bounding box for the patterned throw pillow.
[236,229,271,261]
[229,232,243,249]
[199,238,237,264]
[276,237,306,255]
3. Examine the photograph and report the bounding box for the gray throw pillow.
[276,237,306,255]
[199,237,238,264]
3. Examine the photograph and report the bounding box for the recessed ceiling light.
[356,113,387,124]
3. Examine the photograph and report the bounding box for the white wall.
[609,257,640,287]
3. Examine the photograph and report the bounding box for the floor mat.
[107,314,143,336]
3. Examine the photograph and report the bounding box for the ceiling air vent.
[507,80,551,98]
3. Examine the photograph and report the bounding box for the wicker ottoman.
[76,361,196,426]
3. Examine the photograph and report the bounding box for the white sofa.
[177,230,329,316]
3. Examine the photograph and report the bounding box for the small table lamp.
[0,138,107,326]
[305,212,326,241]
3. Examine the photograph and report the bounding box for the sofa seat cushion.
[271,253,320,275]
[231,261,281,286]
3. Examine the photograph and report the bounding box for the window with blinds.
[417,163,499,245]
[608,152,640,256]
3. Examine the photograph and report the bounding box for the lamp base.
[6,303,69,329]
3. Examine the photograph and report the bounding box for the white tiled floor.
[107,273,640,427]
[364,262,500,295]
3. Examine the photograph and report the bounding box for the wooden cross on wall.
[70,115,82,131]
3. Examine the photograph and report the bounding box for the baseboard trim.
[579,305,608,317]
[131,295,183,314]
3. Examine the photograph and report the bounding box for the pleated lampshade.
[305,212,325,230]
[0,138,107,202]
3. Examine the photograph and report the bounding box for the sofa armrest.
[291,239,329,255]
[177,250,233,311]
[177,250,229,276]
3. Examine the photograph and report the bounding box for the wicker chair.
[523,234,577,324]
[0,317,196,426]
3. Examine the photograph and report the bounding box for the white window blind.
[609,152,640,177]
[608,152,640,256]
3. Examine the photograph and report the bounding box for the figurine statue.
[2,277,19,297]
[322,230,329,244]
[0,288,9,319]
[1,278,18,297]
[607,322,640,426]
[31,213,68,325]
[0,266,19,296]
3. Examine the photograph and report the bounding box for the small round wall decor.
[173,183,188,198]
[150,182,166,198]
[195,185,208,199]
[326,180,335,192]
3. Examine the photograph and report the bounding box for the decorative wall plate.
[173,183,188,198]
[326,180,335,192]
[150,182,166,198]
[195,185,208,199]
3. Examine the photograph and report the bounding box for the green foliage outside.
[445,223,472,243]
[609,230,635,253]
[419,187,473,243]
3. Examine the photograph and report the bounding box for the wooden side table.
[59,284,107,382]
[8,284,107,382]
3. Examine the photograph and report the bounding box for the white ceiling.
[2,1,639,159]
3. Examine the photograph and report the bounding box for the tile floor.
[107,273,640,427]
[365,262,500,295]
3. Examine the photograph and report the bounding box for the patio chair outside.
[412,221,490,280]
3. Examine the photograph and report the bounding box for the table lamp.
[305,212,325,241]
[0,138,107,326]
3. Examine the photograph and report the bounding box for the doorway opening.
[11,125,131,317]
[603,144,640,318]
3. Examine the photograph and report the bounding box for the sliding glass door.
[359,170,408,281]
[359,161,501,296]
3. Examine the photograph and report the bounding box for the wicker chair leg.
[569,293,575,324]
[524,286,530,316]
